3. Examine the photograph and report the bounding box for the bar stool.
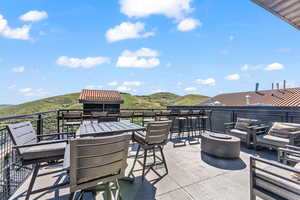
[131,121,172,181]
[187,110,201,144]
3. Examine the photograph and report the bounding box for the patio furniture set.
[5,113,300,200]
[224,117,300,200]
[6,120,172,200]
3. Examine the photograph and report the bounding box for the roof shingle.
[200,87,300,106]
[79,90,123,104]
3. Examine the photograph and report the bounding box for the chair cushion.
[255,170,300,200]
[268,122,300,139]
[229,129,247,139]
[257,134,289,147]
[235,118,258,131]
[21,141,66,161]
[133,131,146,144]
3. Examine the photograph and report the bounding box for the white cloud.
[19,88,49,97]
[241,64,261,71]
[264,62,284,71]
[185,87,197,92]
[116,48,160,68]
[8,84,16,89]
[108,81,118,86]
[177,18,201,31]
[117,81,142,92]
[123,81,142,86]
[196,78,216,86]
[0,14,30,40]
[84,85,103,90]
[56,56,110,68]
[225,74,240,81]
[106,21,154,43]
[117,85,132,92]
[12,66,25,73]
[119,0,193,19]
[20,10,48,22]
[229,35,235,41]
[152,89,163,93]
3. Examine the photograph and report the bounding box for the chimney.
[272,83,274,90]
[255,83,259,92]
[276,83,280,90]
[283,80,286,90]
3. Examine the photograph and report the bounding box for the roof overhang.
[79,100,124,104]
[251,0,300,30]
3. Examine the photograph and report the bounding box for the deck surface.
[10,133,275,200]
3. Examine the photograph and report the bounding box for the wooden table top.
[76,121,145,137]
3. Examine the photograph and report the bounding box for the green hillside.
[0,104,11,109]
[0,92,209,116]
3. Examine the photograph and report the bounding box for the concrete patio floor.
[10,134,276,200]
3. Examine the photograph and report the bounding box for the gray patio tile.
[156,188,194,200]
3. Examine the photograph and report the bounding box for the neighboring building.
[251,0,300,30]
[200,87,300,107]
[79,89,124,113]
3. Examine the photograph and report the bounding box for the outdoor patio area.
[10,136,276,200]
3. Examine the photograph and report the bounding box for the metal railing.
[168,106,300,132]
[0,111,57,200]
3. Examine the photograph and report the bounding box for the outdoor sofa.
[224,118,261,148]
[252,122,300,150]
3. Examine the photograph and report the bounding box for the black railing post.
[4,153,11,199]
[36,114,43,136]
[57,110,60,133]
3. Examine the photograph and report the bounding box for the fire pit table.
[201,132,240,159]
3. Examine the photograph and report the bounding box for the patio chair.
[250,156,300,200]
[131,121,172,181]
[278,145,300,165]
[142,111,157,126]
[65,134,131,200]
[252,122,300,150]
[6,121,71,200]
[224,118,260,148]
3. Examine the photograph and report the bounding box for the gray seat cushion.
[21,141,66,161]
[229,129,247,139]
[257,134,289,147]
[133,131,146,145]
[268,122,300,139]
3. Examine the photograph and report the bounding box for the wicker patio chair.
[131,121,172,181]
[252,122,300,150]
[65,134,131,200]
[250,156,300,200]
[224,118,260,148]
[6,121,72,200]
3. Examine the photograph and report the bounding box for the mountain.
[0,104,11,109]
[0,92,209,116]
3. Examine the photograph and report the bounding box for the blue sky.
[0,0,299,104]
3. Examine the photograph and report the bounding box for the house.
[200,85,300,107]
[79,89,124,113]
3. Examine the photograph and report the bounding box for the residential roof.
[79,89,124,104]
[251,0,300,30]
[199,87,300,106]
